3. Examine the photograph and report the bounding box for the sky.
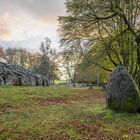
[0,0,66,52]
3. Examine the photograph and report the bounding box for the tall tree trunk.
[136,34,140,64]
[134,33,140,89]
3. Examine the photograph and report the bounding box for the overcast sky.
[0,0,66,52]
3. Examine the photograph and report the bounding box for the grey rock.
[5,74,20,85]
[42,78,48,86]
[29,76,36,86]
[97,112,105,120]
[106,66,140,112]
[0,76,4,85]
[0,62,48,86]
[35,75,43,86]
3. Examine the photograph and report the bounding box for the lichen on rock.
[106,66,140,112]
[0,62,48,86]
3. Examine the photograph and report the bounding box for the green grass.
[0,86,140,140]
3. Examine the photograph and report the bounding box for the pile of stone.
[106,66,140,112]
[0,62,48,86]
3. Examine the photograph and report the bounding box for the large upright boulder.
[35,75,43,86]
[29,76,36,86]
[42,77,48,86]
[106,66,140,112]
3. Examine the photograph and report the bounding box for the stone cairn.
[0,62,48,86]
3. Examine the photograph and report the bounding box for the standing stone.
[0,76,4,85]
[24,77,31,86]
[35,75,43,86]
[106,66,140,112]
[42,78,48,86]
[19,76,26,86]
[29,76,36,86]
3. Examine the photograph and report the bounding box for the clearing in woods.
[0,86,140,139]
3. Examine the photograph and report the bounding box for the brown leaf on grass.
[0,126,5,133]
[31,96,71,106]
[70,119,113,140]
[46,132,73,140]
[29,89,106,106]
[128,127,140,134]
[0,103,13,114]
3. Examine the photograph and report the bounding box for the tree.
[18,48,28,68]
[58,0,140,88]
[35,38,59,85]
[59,40,86,86]
[0,46,6,61]
[28,52,42,70]
[5,48,15,64]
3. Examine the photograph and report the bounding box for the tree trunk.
[136,34,140,64]
[135,33,140,90]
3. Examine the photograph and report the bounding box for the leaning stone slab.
[0,76,4,85]
[106,66,140,112]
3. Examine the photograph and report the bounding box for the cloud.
[0,36,43,52]
[0,15,11,40]
[0,0,66,51]
[0,13,59,52]
[0,0,66,23]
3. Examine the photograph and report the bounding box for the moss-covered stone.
[106,66,140,112]
[121,97,140,112]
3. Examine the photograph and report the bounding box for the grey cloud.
[0,36,43,52]
[0,0,66,19]
[0,0,66,51]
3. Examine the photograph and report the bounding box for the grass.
[0,86,140,140]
